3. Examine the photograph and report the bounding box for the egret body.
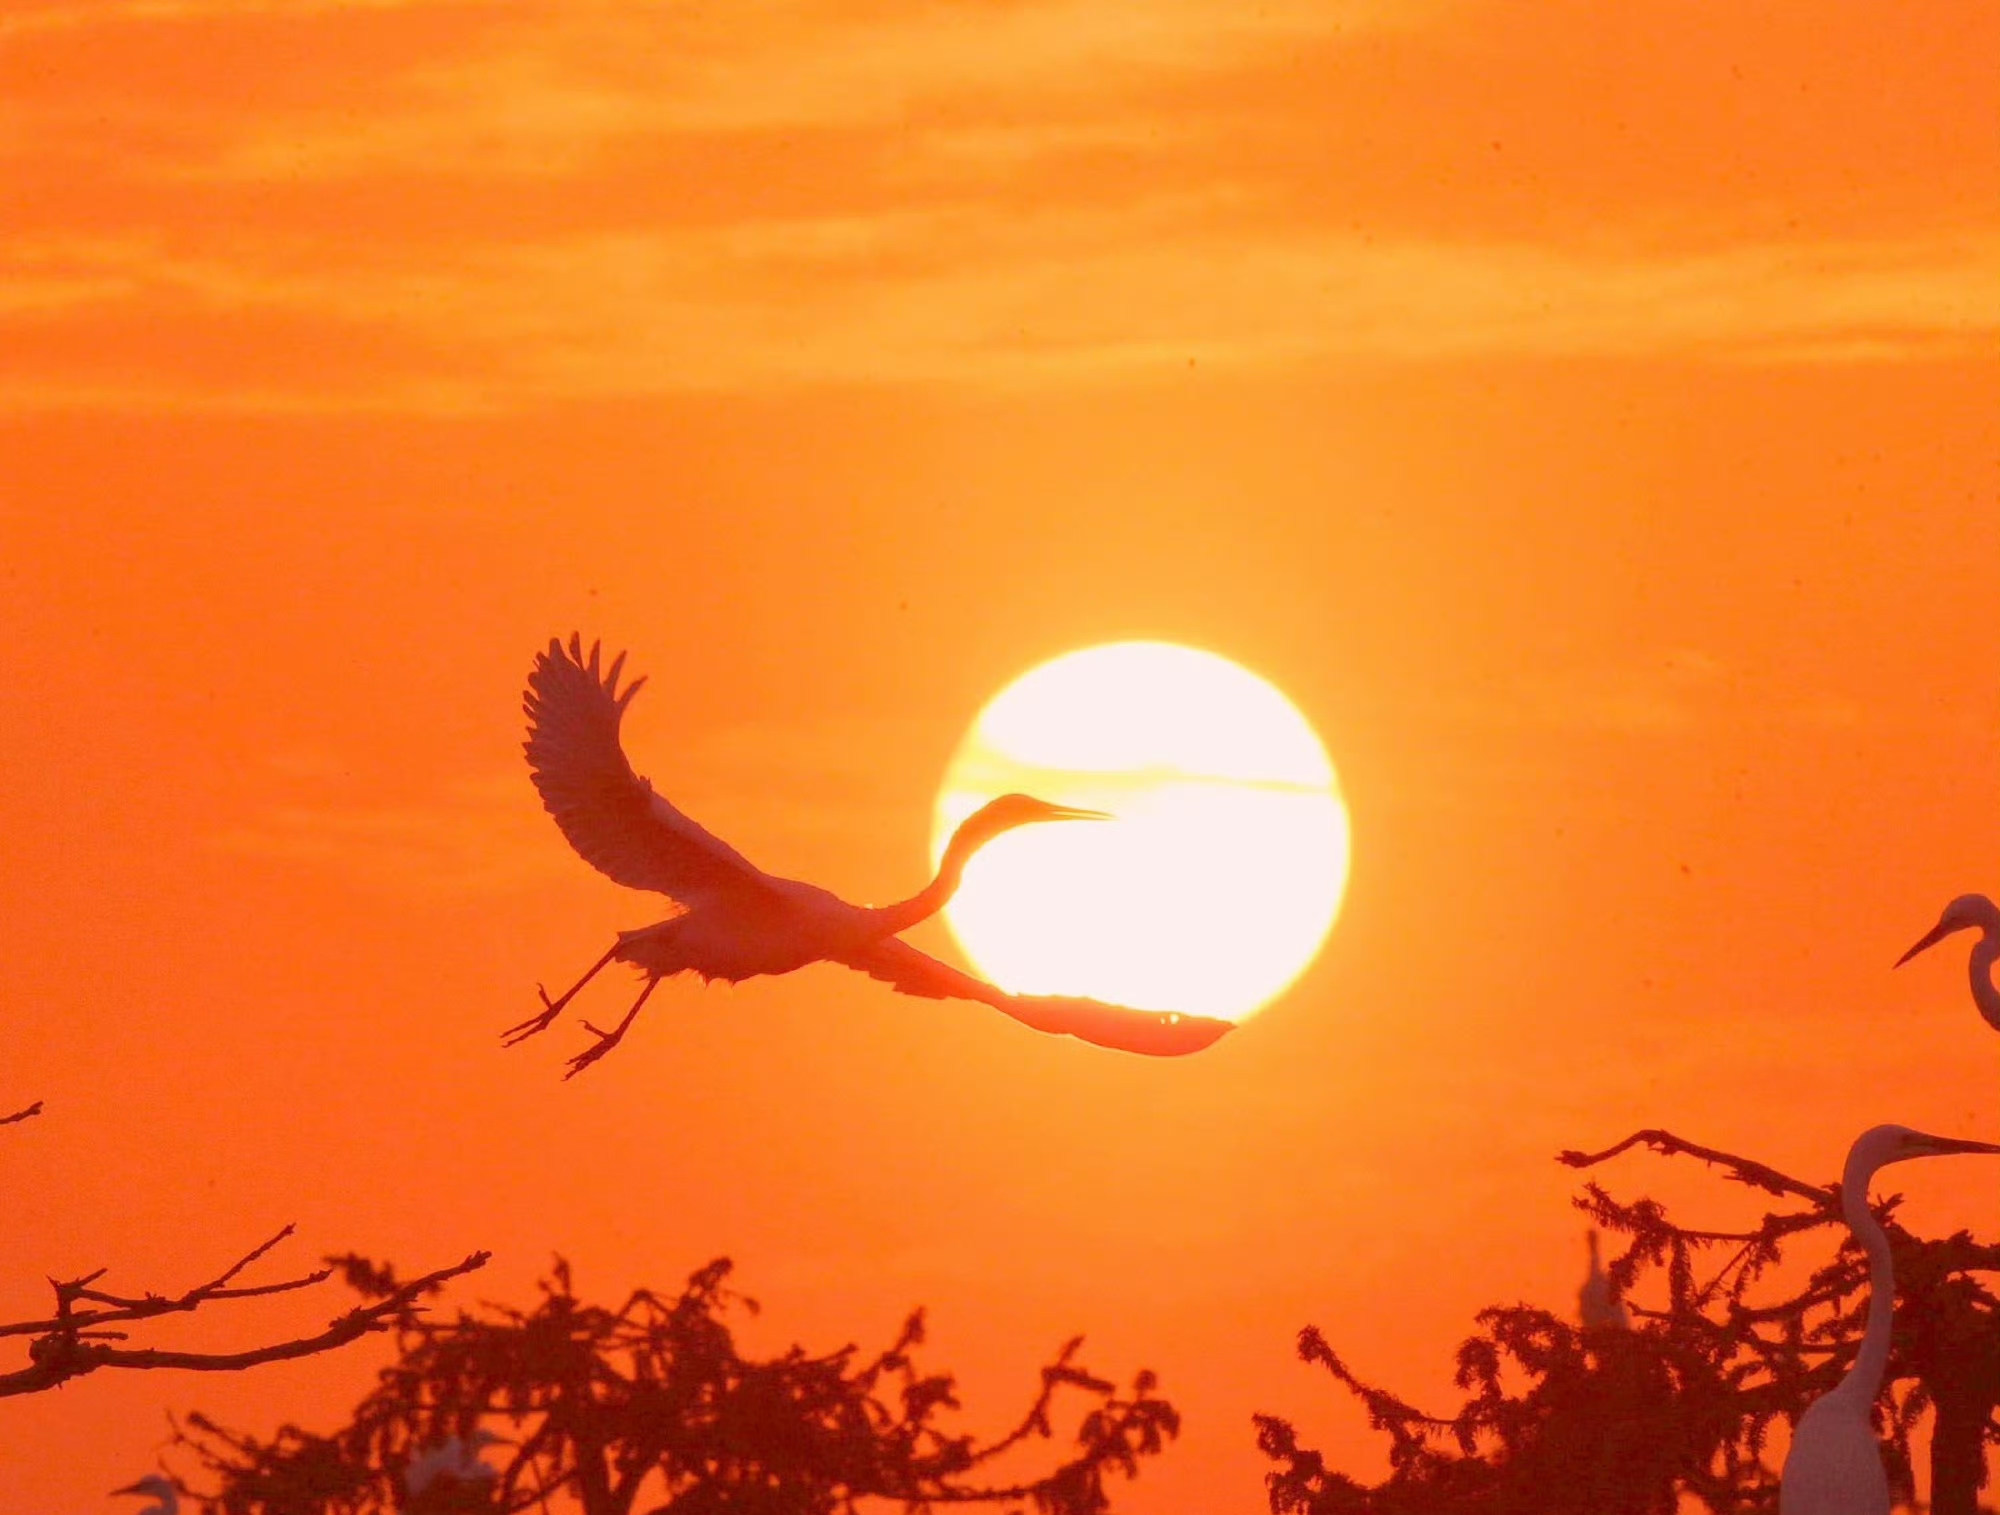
[1578,1229,1630,1332]
[1778,1125,2000,1515]
[509,637,1233,1073]
[406,1429,508,1496]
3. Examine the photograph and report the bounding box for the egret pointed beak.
[1917,1134,2000,1157]
[110,1482,154,1496]
[1895,919,1960,968]
[1048,806,1113,822]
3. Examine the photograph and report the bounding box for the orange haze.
[2,2,1998,1510]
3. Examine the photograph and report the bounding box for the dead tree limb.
[1559,1127,1831,1204]
[0,1227,488,1399]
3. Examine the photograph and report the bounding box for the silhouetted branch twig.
[1559,1128,1829,1203]
[0,1100,43,1127]
[0,1225,327,1341]
[0,1228,489,1398]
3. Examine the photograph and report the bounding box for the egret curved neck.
[1971,934,2000,1033]
[1835,1168,1896,1411]
[865,838,976,937]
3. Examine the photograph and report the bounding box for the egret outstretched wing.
[524,635,771,904]
[840,937,1234,1057]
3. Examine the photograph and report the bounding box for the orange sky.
[3,2,1999,1510]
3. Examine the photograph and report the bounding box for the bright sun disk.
[932,641,1351,1022]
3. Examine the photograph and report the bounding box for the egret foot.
[500,987,565,1047]
[503,946,619,1048]
[561,978,658,1079]
[563,1024,624,1078]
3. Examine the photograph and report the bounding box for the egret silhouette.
[110,1475,178,1515]
[1895,893,2000,1030]
[1778,1124,2000,1515]
[508,636,1233,1074]
[406,1429,508,1497]
[1578,1229,1629,1333]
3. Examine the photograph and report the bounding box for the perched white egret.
[1778,1124,2000,1515]
[1895,893,2000,1030]
[508,636,1234,1074]
[1578,1229,1630,1332]
[110,1475,178,1515]
[406,1429,508,1496]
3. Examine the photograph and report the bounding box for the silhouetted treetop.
[1257,1126,2000,1515]
[176,1254,1179,1515]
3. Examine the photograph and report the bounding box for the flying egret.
[508,636,1234,1074]
[110,1475,178,1515]
[1578,1229,1630,1333]
[1778,1124,2000,1515]
[1894,893,2000,1030]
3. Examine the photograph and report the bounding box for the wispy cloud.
[2,0,1993,412]
[214,714,936,898]
[180,0,1418,180]
[0,0,465,41]
[214,773,560,899]
[5,217,1992,412]
[1423,648,1870,739]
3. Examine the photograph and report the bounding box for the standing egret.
[1778,1125,2000,1515]
[406,1429,508,1496]
[1895,894,2000,1030]
[509,636,1233,1074]
[110,1475,178,1515]
[1578,1229,1630,1332]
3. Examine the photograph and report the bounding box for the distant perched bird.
[406,1429,508,1497]
[110,1475,178,1515]
[509,636,1234,1074]
[1779,1125,2000,1515]
[1578,1229,1630,1332]
[1895,893,2000,1030]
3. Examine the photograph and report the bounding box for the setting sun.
[932,642,1350,1021]
[5,3,1994,1510]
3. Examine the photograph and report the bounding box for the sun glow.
[933,642,1350,1022]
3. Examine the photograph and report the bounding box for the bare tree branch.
[0,1100,43,1127]
[0,1230,489,1399]
[1559,1127,1831,1203]
[0,1225,333,1342]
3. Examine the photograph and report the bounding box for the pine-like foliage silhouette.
[1255,1129,2000,1515]
[172,1255,1179,1515]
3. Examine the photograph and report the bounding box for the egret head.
[1846,1123,2000,1185]
[110,1476,177,1508]
[1895,893,2000,968]
[945,793,1111,860]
